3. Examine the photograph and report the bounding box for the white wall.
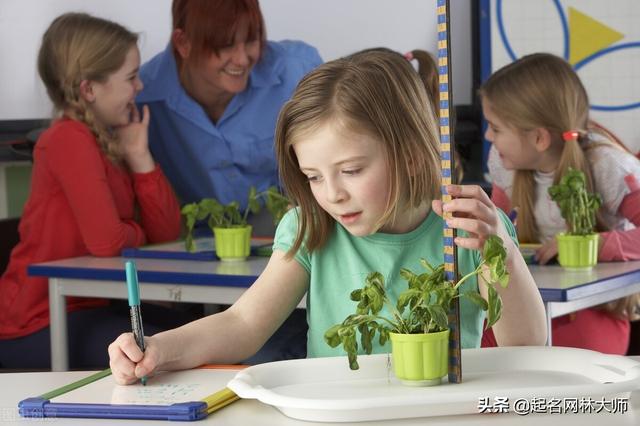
[0,0,473,120]
[261,0,472,105]
[0,0,173,120]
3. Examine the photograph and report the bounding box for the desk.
[29,258,640,371]
[529,261,640,345]
[1,362,639,425]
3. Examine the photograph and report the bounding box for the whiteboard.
[52,369,234,405]
[481,0,640,154]
[0,0,472,121]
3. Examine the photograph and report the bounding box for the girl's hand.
[117,104,155,173]
[431,184,513,251]
[535,239,558,265]
[108,332,160,385]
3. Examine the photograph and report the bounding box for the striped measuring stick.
[437,0,462,384]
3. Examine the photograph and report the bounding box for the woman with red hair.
[138,0,321,220]
[137,0,321,364]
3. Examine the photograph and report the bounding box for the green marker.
[125,261,147,386]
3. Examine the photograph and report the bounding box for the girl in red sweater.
[0,13,189,369]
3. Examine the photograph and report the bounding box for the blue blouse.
[137,40,322,207]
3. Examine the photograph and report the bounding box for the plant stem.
[455,263,484,289]
[383,298,411,333]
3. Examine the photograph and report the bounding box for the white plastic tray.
[227,347,640,422]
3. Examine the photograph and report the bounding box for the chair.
[0,217,20,274]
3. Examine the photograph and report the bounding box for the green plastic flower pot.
[389,329,449,386]
[556,233,598,271]
[213,226,252,261]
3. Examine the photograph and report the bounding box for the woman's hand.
[117,104,155,173]
[108,332,161,385]
[431,184,513,251]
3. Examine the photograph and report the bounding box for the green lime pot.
[556,233,598,271]
[213,226,252,261]
[389,329,449,386]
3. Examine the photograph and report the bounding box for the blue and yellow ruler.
[437,0,462,384]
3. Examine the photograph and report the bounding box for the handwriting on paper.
[111,382,205,405]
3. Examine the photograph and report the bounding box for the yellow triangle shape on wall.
[568,7,624,65]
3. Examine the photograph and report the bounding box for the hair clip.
[562,130,579,142]
[403,51,414,61]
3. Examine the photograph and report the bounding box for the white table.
[28,257,640,371]
[2,360,639,425]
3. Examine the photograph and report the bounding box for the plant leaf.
[324,324,342,348]
[246,186,262,215]
[396,288,421,313]
[350,289,362,301]
[184,233,196,253]
[462,291,488,311]
[426,305,448,331]
[485,285,503,329]
[264,186,290,225]
[358,323,373,354]
[548,167,601,236]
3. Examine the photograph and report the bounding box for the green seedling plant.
[548,168,602,236]
[324,235,509,370]
[181,186,290,252]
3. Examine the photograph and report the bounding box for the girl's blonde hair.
[275,49,441,256]
[38,12,138,162]
[480,52,639,321]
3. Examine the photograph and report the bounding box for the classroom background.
[1,0,638,252]
[1,2,640,422]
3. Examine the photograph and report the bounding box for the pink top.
[488,143,640,261]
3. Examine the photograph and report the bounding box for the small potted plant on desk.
[181,186,289,261]
[548,168,602,270]
[324,236,509,386]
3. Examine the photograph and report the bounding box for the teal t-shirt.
[273,208,517,358]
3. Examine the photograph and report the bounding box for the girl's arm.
[479,238,547,346]
[118,105,181,243]
[131,167,181,243]
[599,189,640,261]
[108,249,309,384]
[433,184,547,346]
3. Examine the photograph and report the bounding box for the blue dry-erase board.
[121,237,273,261]
[18,368,239,421]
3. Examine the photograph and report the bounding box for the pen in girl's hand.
[125,260,147,386]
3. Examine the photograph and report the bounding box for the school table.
[1,360,639,425]
[528,261,640,345]
[28,257,640,371]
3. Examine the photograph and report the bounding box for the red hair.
[171,0,265,62]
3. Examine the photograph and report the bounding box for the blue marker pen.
[125,261,147,386]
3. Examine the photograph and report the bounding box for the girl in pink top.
[480,53,640,354]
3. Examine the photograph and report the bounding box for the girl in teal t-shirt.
[107,49,547,384]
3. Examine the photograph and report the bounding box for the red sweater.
[0,118,181,339]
